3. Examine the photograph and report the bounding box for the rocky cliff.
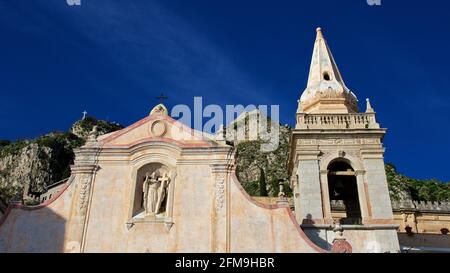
[0,117,122,205]
[221,109,292,197]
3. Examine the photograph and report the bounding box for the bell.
[334,180,344,197]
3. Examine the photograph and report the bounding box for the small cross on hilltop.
[82,110,88,120]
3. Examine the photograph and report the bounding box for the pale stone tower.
[288,28,400,252]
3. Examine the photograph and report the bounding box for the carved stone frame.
[319,150,370,223]
[126,159,177,231]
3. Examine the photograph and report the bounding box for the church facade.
[0,28,399,253]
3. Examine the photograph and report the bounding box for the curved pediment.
[98,113,223,149]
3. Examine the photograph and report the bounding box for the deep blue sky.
[1,0,449,181]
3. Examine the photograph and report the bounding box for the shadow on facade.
[0,206,66,253]
[302,213,332,250]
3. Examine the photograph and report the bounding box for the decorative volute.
[298,28,358,114]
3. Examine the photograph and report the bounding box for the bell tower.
[288,28,400,252]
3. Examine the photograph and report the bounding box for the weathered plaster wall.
[229,174,324,253]
[398,234,450,250]
[0,177,75,252]
[0,155,324,253]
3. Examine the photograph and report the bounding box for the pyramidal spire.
[298,27,358,114]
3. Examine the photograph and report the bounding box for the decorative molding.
[296,137,382,147]
[78,175,91,216]
[318,149,364,171]
[215,173,226,214]
[297,139,317,145]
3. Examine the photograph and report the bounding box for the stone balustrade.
[330,199,450,213]
[391,200,450,212]
[296,112,380,130]
[330,200,346,210]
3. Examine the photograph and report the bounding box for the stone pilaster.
[361,149,394,220]
[210,162,232,253]
[64,129,100,253]
[296,150,324,223]
[319,170,332,221]
[355,170,370,220]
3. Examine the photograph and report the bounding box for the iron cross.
[156,93,168,103]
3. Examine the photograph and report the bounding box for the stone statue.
[155,173,171,215]
[143,172,160,216]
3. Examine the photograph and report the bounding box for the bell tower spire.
[298,27,358,114]
[288,27,399,253]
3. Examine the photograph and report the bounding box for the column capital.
[297,150,321,161]
[210,162,233,174]
[360,148,385,159]
[70,164,99,175]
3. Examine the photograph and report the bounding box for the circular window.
[323,72,331,81]
[150,120,167,137]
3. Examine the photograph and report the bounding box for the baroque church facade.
[0,28,400,253]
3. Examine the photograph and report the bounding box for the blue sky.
[1,0,449,181]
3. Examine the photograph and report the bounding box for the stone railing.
[331,199,450,213]
[330,200,346,210]
[391,200,450,212]
[250,197,450,215]
[296,112,380,130]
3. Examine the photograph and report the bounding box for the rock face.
[0,143,52,202]
[0,117,123,204]
[222,110,292,197]
[234,126,291,197]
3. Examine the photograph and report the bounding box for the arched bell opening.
[327,161,362,225]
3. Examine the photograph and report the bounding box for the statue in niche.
[142,171,171,216]
[143,172,159,215]
[155,173,171,215]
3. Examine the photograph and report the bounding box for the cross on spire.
[156,93,168,104]
[82,110,88,120]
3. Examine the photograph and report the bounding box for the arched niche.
[128,161,176,226]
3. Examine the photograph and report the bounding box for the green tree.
[258,167,268,197]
